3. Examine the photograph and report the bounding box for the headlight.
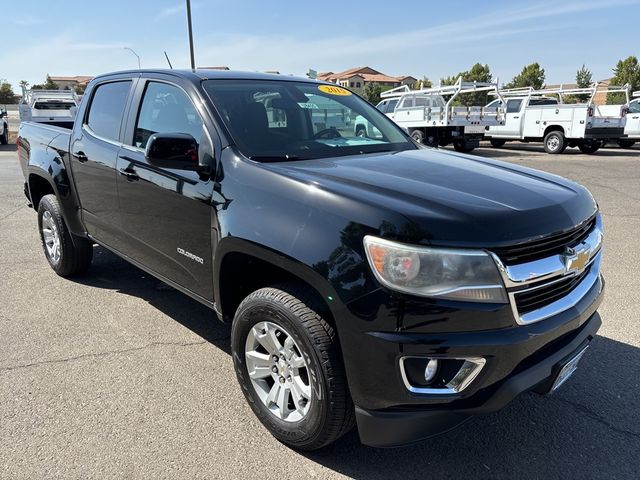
[363,236,507,303]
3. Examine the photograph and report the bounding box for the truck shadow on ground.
[73,246,232,354]
[0,143,16,152]
[473,144,639,158]
[75,247,639,479]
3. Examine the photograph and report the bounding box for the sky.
[2,0,639,92]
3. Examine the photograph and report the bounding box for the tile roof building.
[318,67,416,94]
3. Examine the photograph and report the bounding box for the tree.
[363,82,382,105]
[608,56,640,104]
[413,76,432,90]
[440,63,493,105]
[565,64,593,103]
[505,63,545,90]
[0,80,15,104]
[19,80,29,94]
[74,83,87,95]
[42,75,59,90]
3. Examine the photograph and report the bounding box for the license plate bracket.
[551,345,589,392]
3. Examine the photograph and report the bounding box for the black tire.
[37,194,93,276]
[490,138,506,148]
[0,124,8,145]
[543,130,566,154]
[453,143,475,153]
[231,285,354,450]
[355,126,366,137]
[410,129,424,144]
[618,139,636,148]
[578,141,601,154]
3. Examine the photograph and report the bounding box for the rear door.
[115,76,216,300]
[70,78,136,247]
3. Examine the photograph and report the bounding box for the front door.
[488,98,524,138]
[115,79,215,300]
[626,100,640,138]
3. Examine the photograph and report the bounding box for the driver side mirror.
[145,133,200,171]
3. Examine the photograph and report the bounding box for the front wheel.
[410,129,424,144]
[38,194,93,276]
[543,131,566,154]
[618,139,636,148]
[355,126,366,137]
[0,125,8,145]
[490,139,506,148]
[578,140,601,154]
[231,285,354,450]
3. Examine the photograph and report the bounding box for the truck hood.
[268,148,597,246]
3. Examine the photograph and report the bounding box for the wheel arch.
[543,125,565,137]
[214,238,340,329]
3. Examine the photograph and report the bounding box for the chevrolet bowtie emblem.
[564,246,590,274]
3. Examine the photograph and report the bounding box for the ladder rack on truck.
[484,82,630,154]
[19,88,80,129]
[366,77,505,152]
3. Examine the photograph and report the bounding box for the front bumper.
[355,310,601,447]
[337,268,604,447]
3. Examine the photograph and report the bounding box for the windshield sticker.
[318,85,352,96]
[298,103,319,109]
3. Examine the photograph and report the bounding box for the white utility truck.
[355,77,505,152]
[18,89,79,129]
[484,83,630,154]
[618,90,639,148]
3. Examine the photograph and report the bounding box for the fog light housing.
[400,356,486,395]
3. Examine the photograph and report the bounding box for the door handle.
[119,167,139,181]
[74,151,88,162]
[513,116,520,119]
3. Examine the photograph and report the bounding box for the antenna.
[186,0,196,70]
[164,51,173,69]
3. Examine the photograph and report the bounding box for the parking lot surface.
[1,143,638,479]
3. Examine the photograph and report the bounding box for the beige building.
[318,67,416,94]
[48,76,93,91]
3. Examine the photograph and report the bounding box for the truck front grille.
[492,216,596,264]
[513,266,592,315]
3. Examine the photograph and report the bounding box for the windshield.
[203,79,415,161]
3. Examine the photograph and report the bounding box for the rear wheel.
[490,139,506,148]
[355,126,366,137]
[38,194,93,276]
[231,285,354,450]
[618,139,636,148]
[578,140,601,154]
[453,143,475,153]
[543,131,566,154]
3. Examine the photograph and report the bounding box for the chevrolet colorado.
[17,70,604,450]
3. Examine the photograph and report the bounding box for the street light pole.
[123,47,141,69]
[186,0,195,70]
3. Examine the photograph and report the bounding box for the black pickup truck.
[17,69,604,450]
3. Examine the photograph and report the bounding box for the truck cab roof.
[92,68,319,84]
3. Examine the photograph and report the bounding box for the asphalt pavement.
[0,142,638,479]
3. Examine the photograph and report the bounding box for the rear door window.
[86,81,132,142]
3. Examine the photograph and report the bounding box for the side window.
[86,81,132,141]
[629,101,640,114]
[507,99,523,113]
[376,101,387,113]
[133,82,203,149]
[399,96,414,109]
[387,99,398,112]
